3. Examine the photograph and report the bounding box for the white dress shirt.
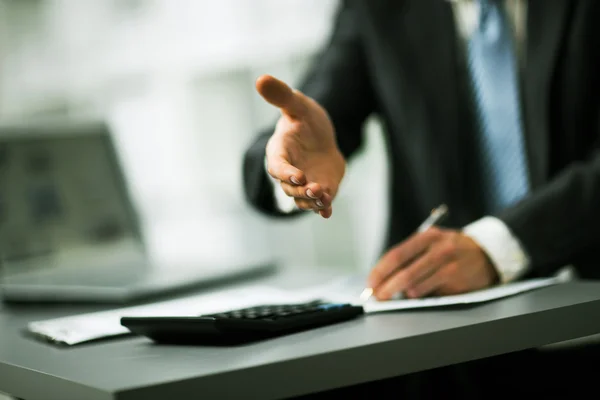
[267,0,530,284]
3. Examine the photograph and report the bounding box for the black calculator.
[121,300,364,345]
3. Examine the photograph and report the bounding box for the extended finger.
[266,156,306,186]
[280,181,323,200]
[295,192,332,210]
[318,193,333,218]
[295,197,327,211]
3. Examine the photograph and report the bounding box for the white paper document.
[27,285,315,346]
[361,276,563,313]
[292,274,564,313]
[26,275,564,346]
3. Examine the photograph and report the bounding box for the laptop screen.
[0,122,143,273]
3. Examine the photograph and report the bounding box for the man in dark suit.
[243,0,599,396]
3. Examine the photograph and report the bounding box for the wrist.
[479,244,501,285]
[464,234,501,286]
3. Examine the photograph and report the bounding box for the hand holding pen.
[361,204,499,302]
[360,205,448,302]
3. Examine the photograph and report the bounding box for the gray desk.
[1,267,600,400]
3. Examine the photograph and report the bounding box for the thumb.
[256,75,306,119]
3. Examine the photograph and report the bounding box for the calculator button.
[201,301,353,322]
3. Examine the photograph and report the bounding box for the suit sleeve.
[497,150,600,276]
[242,0,376,217]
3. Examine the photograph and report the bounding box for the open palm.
[258,75,345,218]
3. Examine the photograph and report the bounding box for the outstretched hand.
[256,75,345,218]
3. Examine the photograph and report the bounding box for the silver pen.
[359,204,449,303]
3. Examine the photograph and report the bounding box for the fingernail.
[315,199,324,208]
[291,176,300,185]
[307,189,317,199]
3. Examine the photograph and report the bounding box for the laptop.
[0,121,275,303]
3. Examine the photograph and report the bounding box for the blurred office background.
[0,0,389,273]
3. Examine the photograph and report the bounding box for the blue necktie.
[467,0,529,213]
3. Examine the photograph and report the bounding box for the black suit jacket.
[243,0,600,280]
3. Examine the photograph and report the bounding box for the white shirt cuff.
[265,156,297,213]
[462,216,530,283]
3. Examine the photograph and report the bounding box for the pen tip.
[359,288,374,302]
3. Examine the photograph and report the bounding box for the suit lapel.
[524,0,571,187]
